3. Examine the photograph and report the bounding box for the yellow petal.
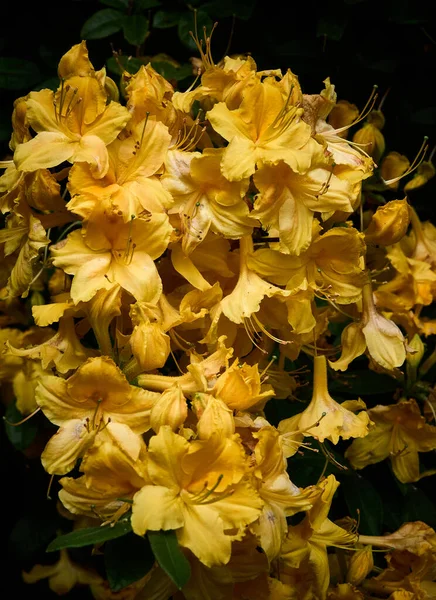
[41,418,96,474]
[14,131,74,172]
[132,485,184,535]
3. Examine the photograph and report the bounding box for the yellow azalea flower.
[12,359,52,415]
[281,475,357,600]
[50,213,172,304]
[1,327,50,382]
[221,235,290,328]
[173,53,259,113]
[7,317,96,374]
[328,583,365,599]
[0,202,49,298]
[161,148,254,254]
[23,548,102,594]
[345,399,436,483]
[409,206,436,266]
[14,44,131,177]
[280,355,371,445]
[251,162,357,255]
[249,426,315,562]
[207,79,324,181]
[124,63,176,128]
[404,159,435,191]
[132,426,263,567]
[59,422,148,521]
[67,117,172,223]
[212,358,275,412]
[248,223,367,305]
[36,356,159,474]
[0,164,64,215]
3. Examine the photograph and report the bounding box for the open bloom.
[345,399,436,483]
[50,213,172,304]
[36,356,158,474]
[14,42,130,178]
[131,426,263,567]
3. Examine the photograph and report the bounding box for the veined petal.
[147,426,190,490]
[36,376,88,425]
[132,485,185,535]
[86,101,131,145]
[70,255,113,303]
[109,251,162,303]
[41,418,96,475]
[177,503,231,567]
[14,132,74,172]
[221,136,257,181]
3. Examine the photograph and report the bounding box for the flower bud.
[380,152,410,190]
[192,393,234,439]
[130,321,170,372]
[346,545,373,586]
[150,385,187,432]
[364,199,410,246]
[404,160,435,191]
[361,282,406,370]
[212,359,274,411]
[352,110,385,164]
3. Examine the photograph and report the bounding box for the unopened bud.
[346,545,374,586]
[192,393,234,439]
[150,385,187,432]
[364,199,410,246]
[352,110,385,164]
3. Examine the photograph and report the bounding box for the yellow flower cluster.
[1,39,436,600]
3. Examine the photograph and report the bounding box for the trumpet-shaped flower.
[131,426,263,567]
[50,213,172,304]
[36,356,159,474]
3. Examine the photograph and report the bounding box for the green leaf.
[316,15,347,41]
[401,485,436,528]
[4,403,38,451]
[151,61,193,82]
[178,10,213,50]
[105,532,155,591]
[100,0,129,9]
[134,0,161,10]
[341,473,383,535]
[122,14,149,46]
[152,10,183,29]
[81,9,124,40]
[106,55,143,75]
[47,520,132,552]
[147,530,191,589]
[0,57,41,90]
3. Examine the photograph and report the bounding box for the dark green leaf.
[123,14,149,46]
[105,532,155,591]
[47,520,132,552]
[178,10,213,50]
[81,9,124,40]
[134,0,161,10]
[153,10,183,29]
[316,15,347,41]
[401,485,436,528]
[107,55,143,75]
[4,403,38,451]
[100,0,129,9]
[151,61,193,82]
[147,530,191,589]
[0,57,41,90]
[341,473,383,535]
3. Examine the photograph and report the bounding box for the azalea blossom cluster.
[1,39,436,600]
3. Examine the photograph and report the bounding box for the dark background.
[1,0,436,597]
